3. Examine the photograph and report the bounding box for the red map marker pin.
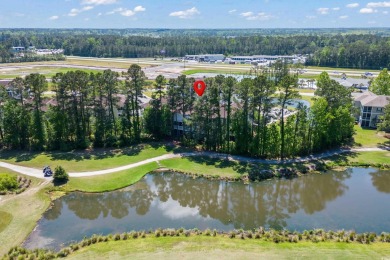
[193,80,206,96]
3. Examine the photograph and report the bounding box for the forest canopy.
[1,29,390,69]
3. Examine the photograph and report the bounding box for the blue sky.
[0,0,389,28]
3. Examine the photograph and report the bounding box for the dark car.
[43,166,53,177]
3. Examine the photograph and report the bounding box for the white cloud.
[360,7,376,13]
[333,7,340,11]
[97,12,102,16]
[68,8,79,16]
[228,9,237,13]
[49,15,59,20]
[317,7,329,15]
[368,20,377,24]
[134,6,146,12]
[169,7,200,19]
[306,15,316,19]
[346,3,359,8]
[121,10,135,16]
[81,0,116,5]
[240,11,273,20]
[68,6,94,16]
[240,12,253,17]
[339,15,348,19]
[246,12,274,20]
[367,1,390,8]
[384,10,389,14]
[106,6,145,17]
[82,6,94,11]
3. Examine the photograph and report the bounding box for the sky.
[0,0,389,28]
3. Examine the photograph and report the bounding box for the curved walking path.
[0,147,387,180]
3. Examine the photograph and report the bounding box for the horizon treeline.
[0,30,390,69]
[0,63,354,160]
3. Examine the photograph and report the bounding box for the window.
[362,113,371,120]
[377,107,383,112]
[363,106,372,112]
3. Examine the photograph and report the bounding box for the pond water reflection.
[24,167,390,250]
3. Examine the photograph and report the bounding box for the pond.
[24,167,390,250]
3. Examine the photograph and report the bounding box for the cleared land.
[66,236,390,260]
[0,67,102,79]
[0,56,377,81]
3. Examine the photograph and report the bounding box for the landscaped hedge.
[3,228,390,259]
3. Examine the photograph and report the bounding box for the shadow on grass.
[0,142,190,164]
[53,179,68,187]
[0,150,40,162]
[185,155,272,176]
[323,151,359,165]
[378,139,390,150]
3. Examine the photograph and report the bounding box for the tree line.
[0,63,355,159]
[1,30,390,69]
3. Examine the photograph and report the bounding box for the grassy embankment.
[0,168,51,256]
[67,237,390,260]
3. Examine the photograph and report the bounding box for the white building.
[184,54,224,62]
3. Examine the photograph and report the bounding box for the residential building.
[353,91,390,128]
[331,77,370,91]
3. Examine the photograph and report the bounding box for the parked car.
[43,166,53,177]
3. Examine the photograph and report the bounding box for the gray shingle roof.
[354,91,390,107]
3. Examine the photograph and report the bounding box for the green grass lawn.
[0,211,12,234]
[306,66,380,72]
[294,88,315,93]
[0,169,51,256]
[66,236,390,260]
[182,69,249,75]
[298,95,315,106]
[0,143,180,172]
[64,163,159,192]
[353,126,389,148]
[326,151,390,166]
[160,156,254,178]
[0,67,102,79]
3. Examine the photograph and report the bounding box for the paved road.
[0,147,387,180]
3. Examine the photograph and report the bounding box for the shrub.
[53,166,69,183]
[0,173,18,192]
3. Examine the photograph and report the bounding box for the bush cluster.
[3,228,390,259]
[0,174,31,195]
[53,166,69,184]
